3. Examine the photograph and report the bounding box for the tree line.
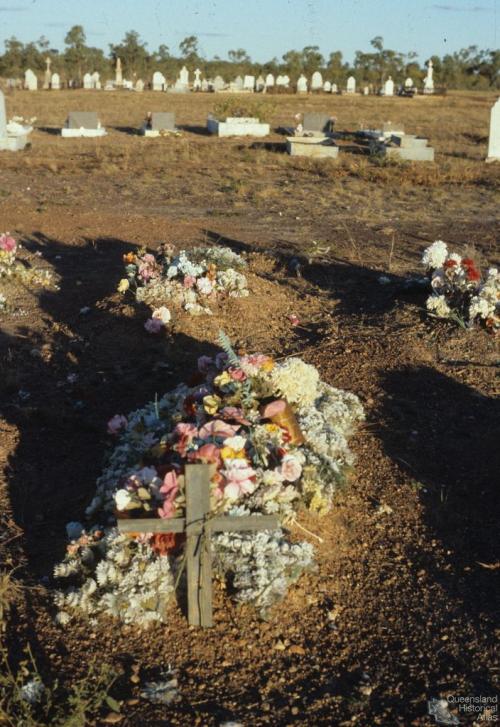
[0,27,498,89]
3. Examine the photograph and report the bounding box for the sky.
[0,0,498,64]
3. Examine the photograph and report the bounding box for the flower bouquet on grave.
[422,240,499,331]
[0,233,58,313]
[117,245,249,329]
[53,333,365,626]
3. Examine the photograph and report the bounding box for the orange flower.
[123,252,136,264]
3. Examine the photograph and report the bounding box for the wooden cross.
[117,464,278,627]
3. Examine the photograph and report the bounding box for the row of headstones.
[21,62,436,95]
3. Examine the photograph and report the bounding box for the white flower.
[223,435,247,450]
[152,306,171,325]
[114,488,132,511]
[20,679,45,705]
[426,294,452,318]
[271,358,320,408]
[422,240,448,270]
[197,277,213,295]
[166,265,178,279]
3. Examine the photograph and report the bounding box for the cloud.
[431,4,490,11]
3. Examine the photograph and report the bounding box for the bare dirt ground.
[0,90,499,726]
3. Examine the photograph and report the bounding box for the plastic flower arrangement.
[0,233,57,313]
[117,245,249,325]
[422,240,499,331]
[54,334,364,627]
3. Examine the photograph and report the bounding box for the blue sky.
[0,0,498,63]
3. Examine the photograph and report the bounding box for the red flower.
[467,268,480,282]
[461,258,475,268]
[444,259,457,269]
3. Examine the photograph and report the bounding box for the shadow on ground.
[378,364,500,626]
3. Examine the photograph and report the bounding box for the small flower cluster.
[422,241,499,330]
[118,245,249,329]
[0,233,57,312]
[54,340,364,625]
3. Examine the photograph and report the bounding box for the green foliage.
[0,641,120,727]
[212,97,276,122]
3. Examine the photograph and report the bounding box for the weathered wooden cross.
[117,464,278,627]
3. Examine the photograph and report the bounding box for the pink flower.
[280,454,302,482]
[184,275,196,288]
[0,234,16,253]
[174,422,198,457]
[219,407,251,426]
[107,414,127,435]
[189,443,221,465]
[221,459,256,500]
[199,419,240,440]
[228,367,246,382]
[158,471,179,519]
[144,317,163,333]
[138,254,158,282]
[289,314,300,326]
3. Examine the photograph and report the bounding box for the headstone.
[363,86,369,95]
[303,112,335,135]
[83,73,92,90]
[283,75,290,87]
[91,71,100,88]
[331,83,338,93]
[0,89,32,150]
[243,75,255,91]
[179,65,189,85]
[115,57,123,86]
[486,98,500,162]
[233,75,244,91]
[213,76,225,92]
[256,75,265,92]
[51,72,60,90]
[201,79,209,92]
[323,81,332,93]
[297,74,308,93]
[61,111,106,137]
[265,73,275,87]
[384,77,394,96]
[404,77,414,88]
[384,133,435,161]
[43,57,51,89]
[152,71,166,91]
[24,69,38,91]
[346,76,356,94]
[287,136,339,159]
[423,60,434,94]
[207,115,270,137]
[135,79,144,92]
[311,71,323,91]
[141,111,176,136]
[193,68,202,90]
[276,75,286,86]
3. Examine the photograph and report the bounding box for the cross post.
[117,463,278,627]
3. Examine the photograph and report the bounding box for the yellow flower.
[261,358,275,372]
[220,446,246,461]
[203,395,222,415]
[117,278,130,293]
[214,371,232,388]
[265,423,281,433]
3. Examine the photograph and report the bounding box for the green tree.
[179,35,199,63]
[228,48,251,63]
[64,25,87,81]
[110,31,149,77]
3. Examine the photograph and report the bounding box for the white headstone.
[24,69,38,91]
[346,76,356,94]
[424,60,434,94]
[256,75,265,91]
[323,81,332,93]
[152,71,166,91]
[51,72,60,90]
[283,75,290,87]
[363,86,369,95]
[83,73,92,90]
[193,68,202,90]
[486,98,500,162]
[297,74,308,93]
[201,79,209,92]
[43,57,51,89]
[115,58,123,86]
[91,71,100,88]
[135,79,144,92]
[384,77,394,96]
[243,75,255,91]
[233,75,244,91]
[265,73,275,87]
[311,71,323,91]
[404,77,414,88]
[331,83,338,93]
[213,76,225,92]
[179,65,189,86]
